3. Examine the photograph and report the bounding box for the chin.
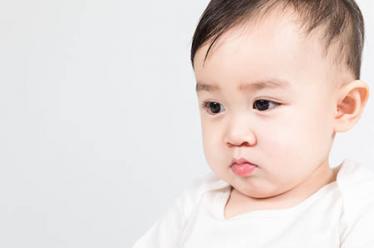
[233,181,278,198]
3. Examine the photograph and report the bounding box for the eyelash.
[201,99,281,115]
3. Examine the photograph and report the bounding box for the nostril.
[227,140,254,148]
[239,141,252,147]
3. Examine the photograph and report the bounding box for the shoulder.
[336,159,374,247]
[132,173,227,248]
[337,159,374,217]
[337,159,374,212]
[176,172,229,219]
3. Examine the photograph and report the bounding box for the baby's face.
[193,11,344,198]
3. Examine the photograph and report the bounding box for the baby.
[133,0,374,247]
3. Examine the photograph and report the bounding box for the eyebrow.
[195,79,291,93]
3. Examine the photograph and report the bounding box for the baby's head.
[191,0,369,198]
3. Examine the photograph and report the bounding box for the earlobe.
[334,80,370,133]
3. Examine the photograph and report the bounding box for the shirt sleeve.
[340,200,374,248]
[131,193,187,248]
[131,175,208,248]
[339,163,374,248]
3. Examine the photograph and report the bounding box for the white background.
[0,1,373,247]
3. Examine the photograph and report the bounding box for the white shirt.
[132,159,374,248]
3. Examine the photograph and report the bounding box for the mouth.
[231,158,258,167]
[230,158,258,177]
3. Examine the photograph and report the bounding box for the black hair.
[190,0,365,79]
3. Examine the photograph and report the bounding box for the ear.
[333,80,370,133]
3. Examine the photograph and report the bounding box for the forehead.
[193,10,338,93]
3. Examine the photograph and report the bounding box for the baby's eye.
[253,99,281,111]
[202,101,225,115]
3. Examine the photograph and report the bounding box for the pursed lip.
[231,158,258,167]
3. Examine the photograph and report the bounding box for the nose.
[225,116,257,148]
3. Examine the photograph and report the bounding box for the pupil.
[209,102,221,113]
[255,100,269,111]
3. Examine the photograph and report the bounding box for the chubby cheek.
[261,129,307,184]
[201,122,227,174]
[261,111,332,183]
